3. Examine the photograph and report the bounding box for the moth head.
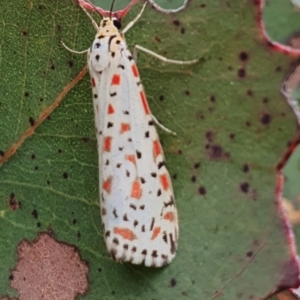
[99,17,121,30]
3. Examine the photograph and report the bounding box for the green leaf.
[0,0,298,299]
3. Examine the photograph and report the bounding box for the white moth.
[62,0,198,267]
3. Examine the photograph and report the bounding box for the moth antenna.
[84,0,103,18]
[110,0,116,19]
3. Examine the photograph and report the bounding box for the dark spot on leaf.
[205,131,213,142]
[47,180,51,185]
[229,133,235,140]
[239,51,248,61]
[63,172,68,179]
[173,20,180,26]
[72,219,77,225]
[32,209,38,219]
[68,60,73,67]
[58,149,62,154]
[247,90,253,96]
[50,64,55,70]
[172,174,177,180]
[210,95,215,102]
[262,97,269,103]
[198,186,206,195]
[40,97,44,102]
[184,90,190,96]
[0,150,4,156]
[180,27,185,34]
[31,154,35,159]
[191,175,196,182]
[260,113,271,125]
[9,193,20,211]
[246,251,253,257]
[240,182,249,193]
[159,95,164,101]
[37,222,41,227]
[22,30,28,36]
[207,144,228,159]
[200,4,206,8]
[34,166,38,170]
[170,278,177,287]
[81,137,89,142]
[194,162,200,169]
[9,274,13,280]
[242,164,249,173]
[245,121,251,127]
[237,68,246,78]
[24,91,29,97]
[275,66,282,72]
[154,36,161,43]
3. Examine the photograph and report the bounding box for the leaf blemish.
[198,186,206,195]
[237,68,246,78]
[242,164,249,173]
[239,51,249,61]
[29,117,35,126]
[170,278,177,287]
[173,20,180,26]
[240,182,249,193]
[32,209,38,219]
[260,113,271,125]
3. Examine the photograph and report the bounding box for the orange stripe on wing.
[103,136,112,152]
[111,74,120,85]
[163,212,174,222]
[131,179,142,199]
[131,64,138,77]
[153,140,161,159]
[102,176,112,194]
[125,154,136,165]
[140,91,149,115]
[120,123,130,134]
[159,174,169,190]
[151,227,161,240]
[114,227,137,240]
[107,104,114,114]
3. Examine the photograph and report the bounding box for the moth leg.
[151,115,176,136]
[61,41,89,55]
[122,1,147,34]
[133,44,199,65]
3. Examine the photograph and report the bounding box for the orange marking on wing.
[125,155,136,165]
[131,179,142,199]
[159,174,169,190]
[102,176,112,194]
[91,77,95,87]
[103,136,112,152]
[163,212,174,221]
[111,74,120,85]
[107,104,114,114]
[131,64,138,77]
[140,91,149,115]
[151,227,161,240]
[120,123,130,134]
[114,227,137,240]
[153,140,161,159]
